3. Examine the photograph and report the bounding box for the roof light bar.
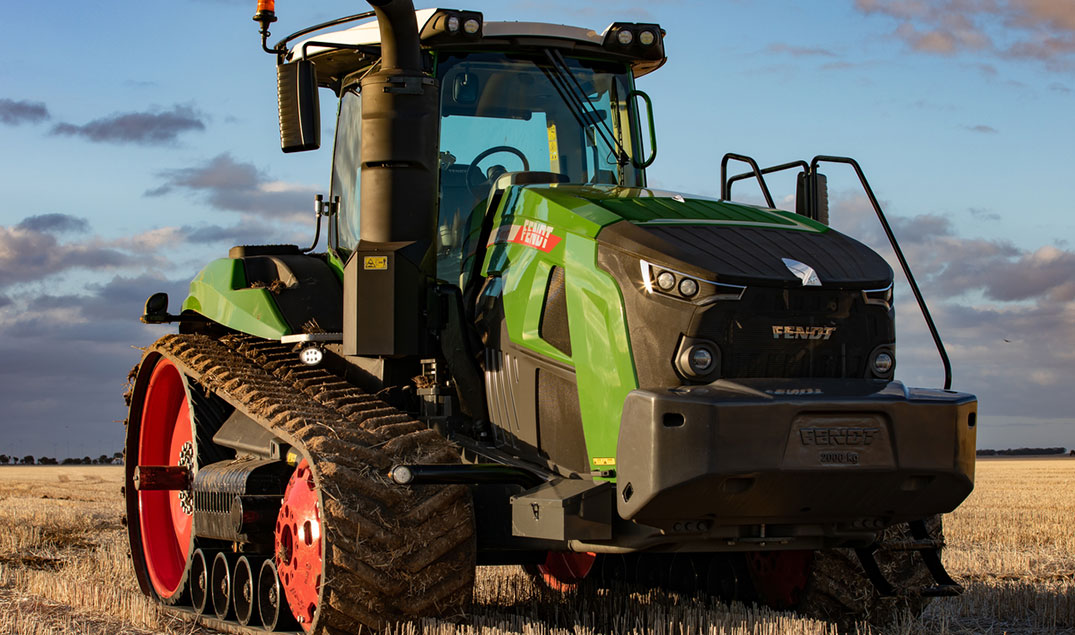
[603,22,665,60]
[420,9,484,44]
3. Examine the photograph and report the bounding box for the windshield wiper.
[539,49,629,167]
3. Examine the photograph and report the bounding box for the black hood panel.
[600,221,893,289]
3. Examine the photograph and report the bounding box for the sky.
[1,0,1073,458]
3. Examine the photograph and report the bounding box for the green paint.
[182,258,291,339]
[488,185,639,473]
[325,249,346,282]
[528,184,830,232]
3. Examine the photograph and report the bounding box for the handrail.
[269,11,377,57]
[725,159,809,211]
[720,153,776,208]
[810,155,953,389]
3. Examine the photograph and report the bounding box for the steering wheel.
[467,145,530,196]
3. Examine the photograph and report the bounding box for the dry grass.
[919,458,1075,633]
[0,460,1072,634]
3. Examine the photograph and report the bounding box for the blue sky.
[1,0,1073,458]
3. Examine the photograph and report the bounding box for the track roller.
[259,558,298,632]
[234,555,260,626]
[190,549,214,615]
[211,552,238,621]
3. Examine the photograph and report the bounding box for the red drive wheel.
[136,358,196,600]
[526,551,597,592]
[276,459,322,631]
[745,550,814,609]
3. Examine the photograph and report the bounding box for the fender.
[181,245,343,339]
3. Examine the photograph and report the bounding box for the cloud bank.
[51,104,206,145]
[854,0,1075,70]
[0,98,50,126]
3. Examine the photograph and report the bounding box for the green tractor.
[124,1,977,631]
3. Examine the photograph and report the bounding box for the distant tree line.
[976,447,1068,456]
[0,452,123,465]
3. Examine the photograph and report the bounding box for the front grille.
[694,287,892,379]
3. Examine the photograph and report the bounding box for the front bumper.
[616,379,976,532]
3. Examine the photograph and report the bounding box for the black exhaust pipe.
[344,0,440,359]
[359,0,438,246]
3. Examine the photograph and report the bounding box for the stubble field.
[0,459,1072,634]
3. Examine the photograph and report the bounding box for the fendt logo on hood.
[772,325,837,340]
[508,220,562,253]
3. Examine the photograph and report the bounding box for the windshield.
[436,52,644,283]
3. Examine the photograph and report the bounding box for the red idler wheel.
[275,459,322,631]
[745,550,814,609]
[526,551,597,592]
[136,358,196,600]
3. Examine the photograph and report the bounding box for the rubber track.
[150,333,476,633]
[797,516,943,629]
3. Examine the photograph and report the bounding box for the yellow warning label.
[547,123,559,166]
[363,256,388,271]
[592,457,616,466]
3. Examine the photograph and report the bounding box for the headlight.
[640,259,745,303]
[867,345,895,379]
[675,337,721,382]
[678,278,698,298]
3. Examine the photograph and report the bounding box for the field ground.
[0,460,1072,634]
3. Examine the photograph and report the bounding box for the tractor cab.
[278,9,663,283]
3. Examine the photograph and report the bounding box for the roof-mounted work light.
[603,22,665,60]
[420,9,484,45]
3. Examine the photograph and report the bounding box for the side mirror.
[796,171,829,225]
[277,60,320,153]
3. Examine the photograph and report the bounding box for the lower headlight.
[867,346,895,379]
[675,337,721,381]
[690,347,713,372]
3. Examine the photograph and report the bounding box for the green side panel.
[489,186,638,473]
[181,258,291,339]
[561,232,637,469]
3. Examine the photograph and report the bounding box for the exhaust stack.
[358,0,439,246]
[344,0,441,361]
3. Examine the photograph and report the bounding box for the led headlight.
[873,352,893,374]
[689,347,713,372]
[639,30,656,46]
[617,29,634,45]
[867,345,895,379]
[640,259,746,303]
[299,345,323,366]
[675,336,721,381]
[447,15,460,32]
[463,18,481,34]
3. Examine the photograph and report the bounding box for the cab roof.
[285,7,666,89]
